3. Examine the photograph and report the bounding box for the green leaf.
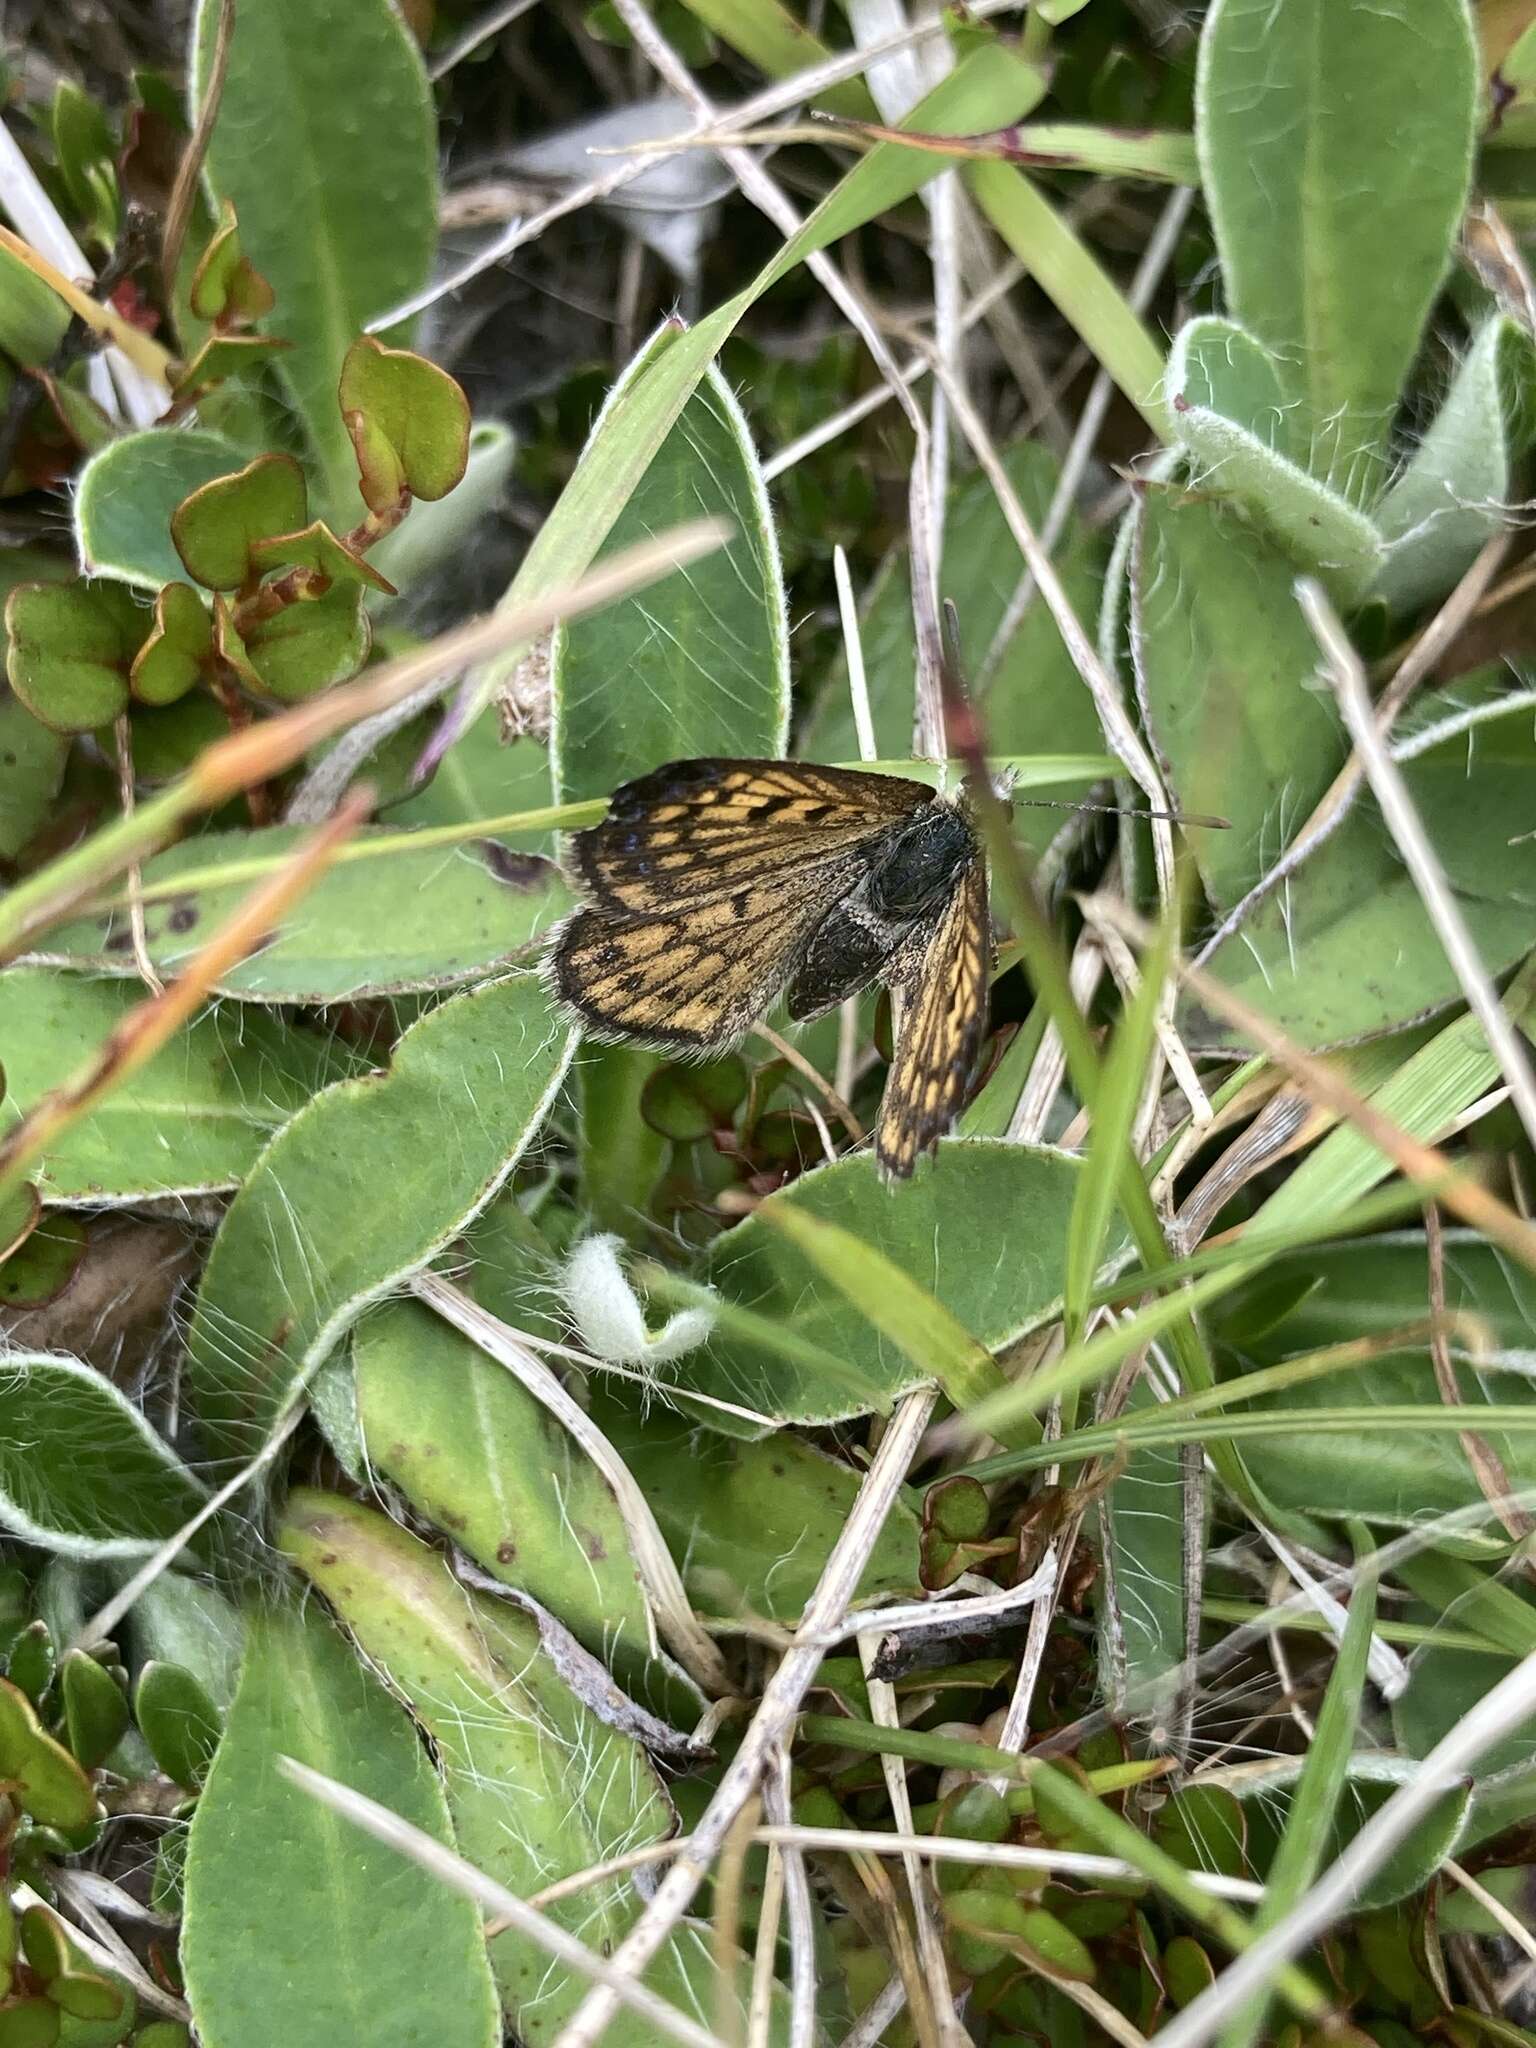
[170,455,308,591]
[41,827,568,1002]
[1130,491,1347,909]
[0,2000,60,2047]
[966,162,1170,438]
[745,1194,1016,1424]
[184,975,574,1457]
[1164,406,1385,604]
[671,0,876,119]
[1211,1233,1536,1526]
[74,431,251,592]
[0,1351,204,1556]
[192,0,438,518]
[551,325,788,803]
[133,1661,222,1790]
[1396,1642,1536,1781]
[49,83,118,248]
[1373,314,1536,617]
[59,1651,129,1772]
[337,337,470,513]
[5,583,142,734]
[366,420,517,600]
[1217,1572,1377,2048]
[0,1679,96,1828]
[0,968,354,1199]
[1097,1370,1189,1721]
[804,444,1107,852]
[246,521,395,595]
[181,1603,498,2048]
[675,1140,1105,1428]
[171,330,291,407]
[1190,704,1536,1046]
[1167,314,1300,464]
[0,245,71,368]
[0,1216,85,1310]
[126,1574,243,1712]
[217,584,371,703]
[188,201,275,326]
[0,698,69,864]
[587,1384,920,1623]
[353,1299,693,1720]
[278,1493,760,2047]
[127,584,212,707]
[1195,0,1477,498]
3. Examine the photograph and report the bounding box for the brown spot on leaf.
[496,1540,516,1563]
[476,840,557,891]
[167,898,199,934]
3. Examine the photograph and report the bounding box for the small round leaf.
[338,336,470,512]
[170,454,307,590]
[128,584,212,707]
[5,582,142,732]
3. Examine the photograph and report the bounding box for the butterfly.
[547,758,990,1179]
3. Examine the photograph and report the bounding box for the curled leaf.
[339,335,470,514]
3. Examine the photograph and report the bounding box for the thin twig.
[112,713,162,996]
[413,1270,730,1694]
[763,1753,818,2048]
[920,342,1177,900]
[824,1553,1057,1650]
[977,184,1194,689]
[1149,1642,1536,2048]
[1092,895,1536,1272]
[747,1789,786,2048]
[712,1796,760,2048]
[164,0,236,302]
[428,0,539,79]
[549,1390,938,2048]
[1424,1202,1534,1547]
[375,0,1021,331]
[753,1827,1263,1898]
[71,1404,302,1654]
[1199,533,1509,964]
[753,1023,864,1142]
[1298,576,1536,1157]
[858,1631,959,2047]
[277,1760,729,2048]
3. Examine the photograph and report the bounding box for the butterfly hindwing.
[549,861,859,1051]
[572,757,929,912]
[875,852,991,1179]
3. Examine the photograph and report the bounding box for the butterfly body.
[547,758,991,1177]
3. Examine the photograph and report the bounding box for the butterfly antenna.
[942,595,1227,830]
[1015,796,1231,830]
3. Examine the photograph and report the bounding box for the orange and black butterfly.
[547,758,989,1179]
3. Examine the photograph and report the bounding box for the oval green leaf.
[181,1603,498,2048]
[184,975,574,1456]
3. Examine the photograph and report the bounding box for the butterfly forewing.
[573,757,928,912]
[876,853,991,1179]
[550,862,859,1050]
